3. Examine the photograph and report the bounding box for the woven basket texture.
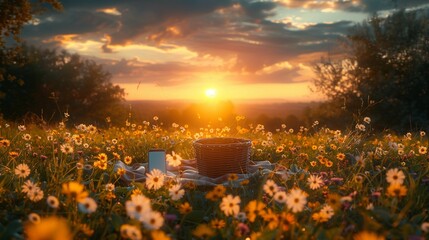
[193,138,251,178]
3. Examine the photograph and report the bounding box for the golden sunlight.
[205,88,217,98]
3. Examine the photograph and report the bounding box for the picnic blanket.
[114,159,288,186]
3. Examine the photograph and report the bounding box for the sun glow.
[205,88,217,98]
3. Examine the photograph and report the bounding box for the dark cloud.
[94,58,217,85]
[19,0,429,86]
[280,0,429,12]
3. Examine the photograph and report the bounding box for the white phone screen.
[148,150,166,173]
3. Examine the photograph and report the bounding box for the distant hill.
[232,100,319,119]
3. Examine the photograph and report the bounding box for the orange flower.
[193,224,215,239]
[336,153,346,161]
[62,181,88,202]
[124,156,133,165]
[279,212,295,231]
[325,160,333,168]
[179,202,193,215]
[97,153,108,162]
[245,200,266,222]
[210,219,226,229]
[386,183,408,198]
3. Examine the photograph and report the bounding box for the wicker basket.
[193,137,251,178]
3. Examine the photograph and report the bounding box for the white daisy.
[285,188,307,213]
[168,184,185,201]
[220,194,241,217]
[145,169,165,190]
[307,175,324,190]
[28,188,44,202]
[166,151,182,167]
[78,197,98,214]
[46,195,60,209]
[320,204,334,219]
[386,168,405,185]
[125,194,151,220]
[28,213,41,224]
[263,179,278,197]
[141,210,164,230]
[273,191,287,204]
[22,180,37,194]
[15,163,31,178]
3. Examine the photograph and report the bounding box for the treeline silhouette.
[0,44,126,126]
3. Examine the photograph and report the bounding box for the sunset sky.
[21,0,429,102]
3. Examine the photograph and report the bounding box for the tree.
[312,9,429,131]
[0,0,62,48]
[1,0,63,98]
[0,44,126,125]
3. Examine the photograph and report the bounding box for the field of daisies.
[0,116,428,240]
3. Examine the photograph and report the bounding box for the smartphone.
[148,149,166,173]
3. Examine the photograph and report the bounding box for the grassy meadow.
[0,115,428,240]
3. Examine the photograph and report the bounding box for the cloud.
[19,0,429,88]
[276,0,429,12]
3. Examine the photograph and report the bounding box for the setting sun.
[205,88,217,98]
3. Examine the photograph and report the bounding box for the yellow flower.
[179,202,193,215]
[336,153,346,161]
[93,160,107,170]
[124,156,133,165]
[205,185,226,201]
[62,181,88,202]
[279,212,295,231]
[9,151,19,158]
[326,193,342,211]
[210,219,226,229]
[240,179,250,186]
[116,168,126,176]
[245,200,266,223]
[276,146,284,153]
[0,139,11,147]
[418,146,427,155]
[261,209,278,230]
[353,231,385,240]
[151,230,171,240]
[131,188,143,197]
[228,173,238,181]
[79,224,94,237]
[325,160,333,168]
[386,183,408,198]
[250,232,262,240]
[97,153,108,162]
[312,212,329,223]
[192,224,215,239]
[24,216,72,240]
[112,152,121,160]
[105,191,116,201]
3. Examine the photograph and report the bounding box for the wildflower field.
[0,116,428,240]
